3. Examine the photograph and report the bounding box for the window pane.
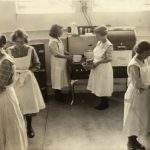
[16,0,75,14]
[93,0,150,12]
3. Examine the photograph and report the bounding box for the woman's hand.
[92,61,101,69]
[64,51,70,55]
[65,55,73,61]
[139,88,145,93]
[92,63,97,69]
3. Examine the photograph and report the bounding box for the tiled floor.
[28,93,150,150]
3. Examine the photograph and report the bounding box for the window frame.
[15,0,75,14]
[92,0,150,12]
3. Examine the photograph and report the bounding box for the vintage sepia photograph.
[0,0,150,149]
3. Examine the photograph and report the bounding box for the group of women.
[0,24,150,150]
[49,24,113,110]
[0,29,45,150]
[49,24,150,150]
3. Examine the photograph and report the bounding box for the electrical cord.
[80,0,92,26]
[81,6,91,25]
[85,9,92,26]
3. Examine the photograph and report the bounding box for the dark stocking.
[54,89,61,100]
[95,96,109,110]
[25,115,35,138]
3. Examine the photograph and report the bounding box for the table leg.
[70,80,78,105]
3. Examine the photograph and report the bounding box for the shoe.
[95,99,109,110]
[95,104,109,110]
[127,141,145,150]
[127,142,136,150]
[135,141,145,150]
[27,126,35,138]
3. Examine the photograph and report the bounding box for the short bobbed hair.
[134,41,150,54]
[94,25,108,36]
[0,34,6,48]
[11,28,28,43]
[49,24,63,38]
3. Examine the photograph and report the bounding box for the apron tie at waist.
[16,70,32,87]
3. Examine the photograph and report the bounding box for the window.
[0,0,14,1]
[93,0,150,12]
[15,0,75,14]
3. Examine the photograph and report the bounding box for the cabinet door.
[31,44,46,69]
[30,44,47,100]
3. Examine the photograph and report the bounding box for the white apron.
[123,56,150,136]
[49,38,68,90]
[0,53,28,150]
[8,47,45,115]
[139,58,150,85]
[87,41,113,97]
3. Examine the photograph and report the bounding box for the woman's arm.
[49,42,71,60]
[93,45,113,68]
[129,65,149,90]
[30,47,41,72]
[64,50,70,55]
[0,59,13,92]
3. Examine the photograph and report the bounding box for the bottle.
[67,26,71,33]
[88,28,91,33]
[71,22,78,35]
[79,27,83,35]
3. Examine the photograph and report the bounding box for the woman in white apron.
[87,26,113,110]
[123,41,150,150]
[48,24,72,100]
[0,34,27,150]
[7,29,45,138]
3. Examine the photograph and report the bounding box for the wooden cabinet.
[31,44,47,102]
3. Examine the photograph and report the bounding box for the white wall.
[1,1,150,32]
[1,1,150,94]
[0,1,16,32]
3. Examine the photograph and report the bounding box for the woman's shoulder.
[7,45,15,51]
[24,44,34,50]
[128,56,140,68]
[6,46,16,55]
[106,40,113,46]
[2,53,15,65]
[23,45,35,54]
[2,59,13,66]
[49,37,59,43]
[48,38,59,48]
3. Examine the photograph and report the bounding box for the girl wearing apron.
[0,34,27,150]
[123,41,150,150]
[87,26,113,110]
[48,24,72,100]
[7,29,45,138]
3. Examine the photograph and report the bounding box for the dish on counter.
[72,55,82,63]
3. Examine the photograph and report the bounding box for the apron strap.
[27,46,32,63]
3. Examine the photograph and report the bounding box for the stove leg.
[70,80,78,105]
